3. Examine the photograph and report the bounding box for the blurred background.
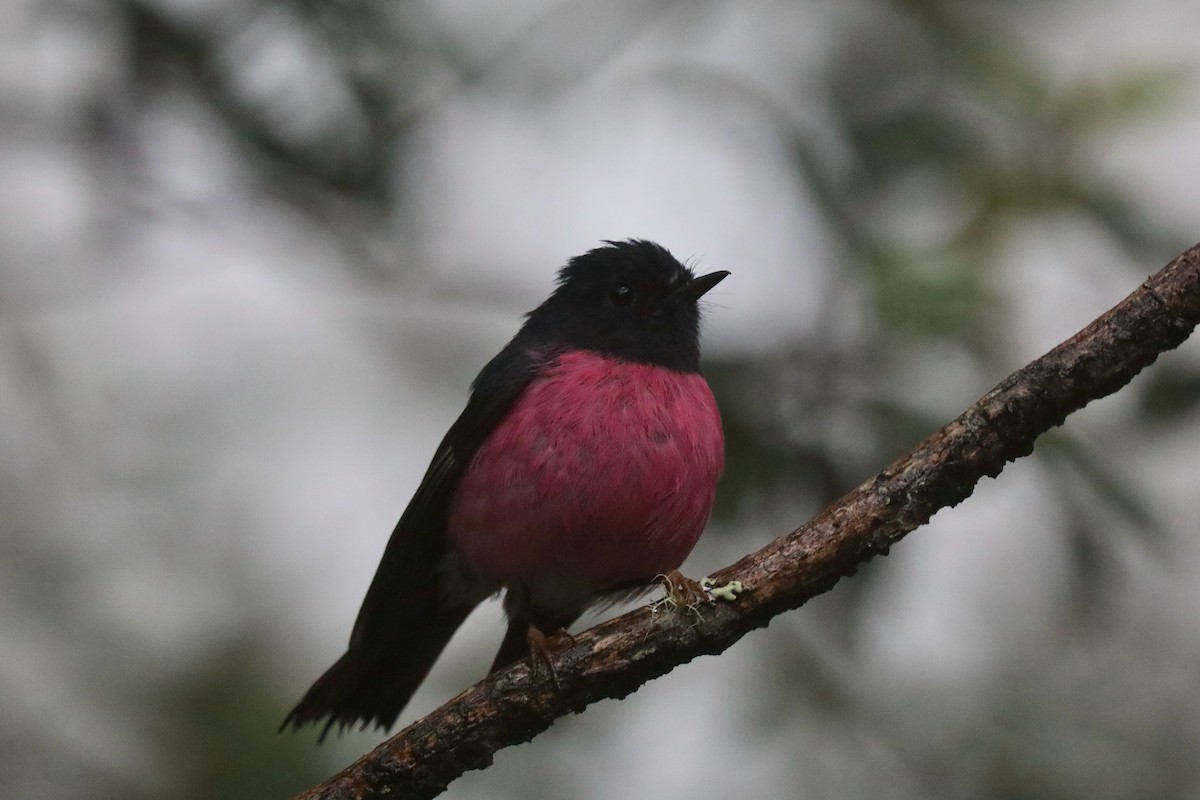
[4,0,1200,797]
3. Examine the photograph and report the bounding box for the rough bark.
[296,243,1200,800]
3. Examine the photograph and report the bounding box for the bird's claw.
[656,569,709,610]
[526,626,574,689]
[652,570,746,617]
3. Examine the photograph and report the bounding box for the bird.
[282,239,729,740]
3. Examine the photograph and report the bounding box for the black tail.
[281,606,473,741]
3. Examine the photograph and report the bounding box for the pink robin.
[283,240,729,740]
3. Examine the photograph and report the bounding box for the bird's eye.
[610,284,635,306]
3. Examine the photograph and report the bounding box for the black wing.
[283,339,543,737]
[348,340,542,645]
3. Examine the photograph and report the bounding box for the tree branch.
[296,243,1200,800]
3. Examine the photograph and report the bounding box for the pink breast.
[446,350,724,589]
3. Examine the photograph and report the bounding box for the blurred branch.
[296,243,1200,800]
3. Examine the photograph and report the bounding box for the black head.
[519,239,728,372]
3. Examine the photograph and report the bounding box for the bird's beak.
[678,270,730,301]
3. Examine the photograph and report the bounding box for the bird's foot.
[653,570,746,615]
[526,626,574,689]
[656,569,709,611]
